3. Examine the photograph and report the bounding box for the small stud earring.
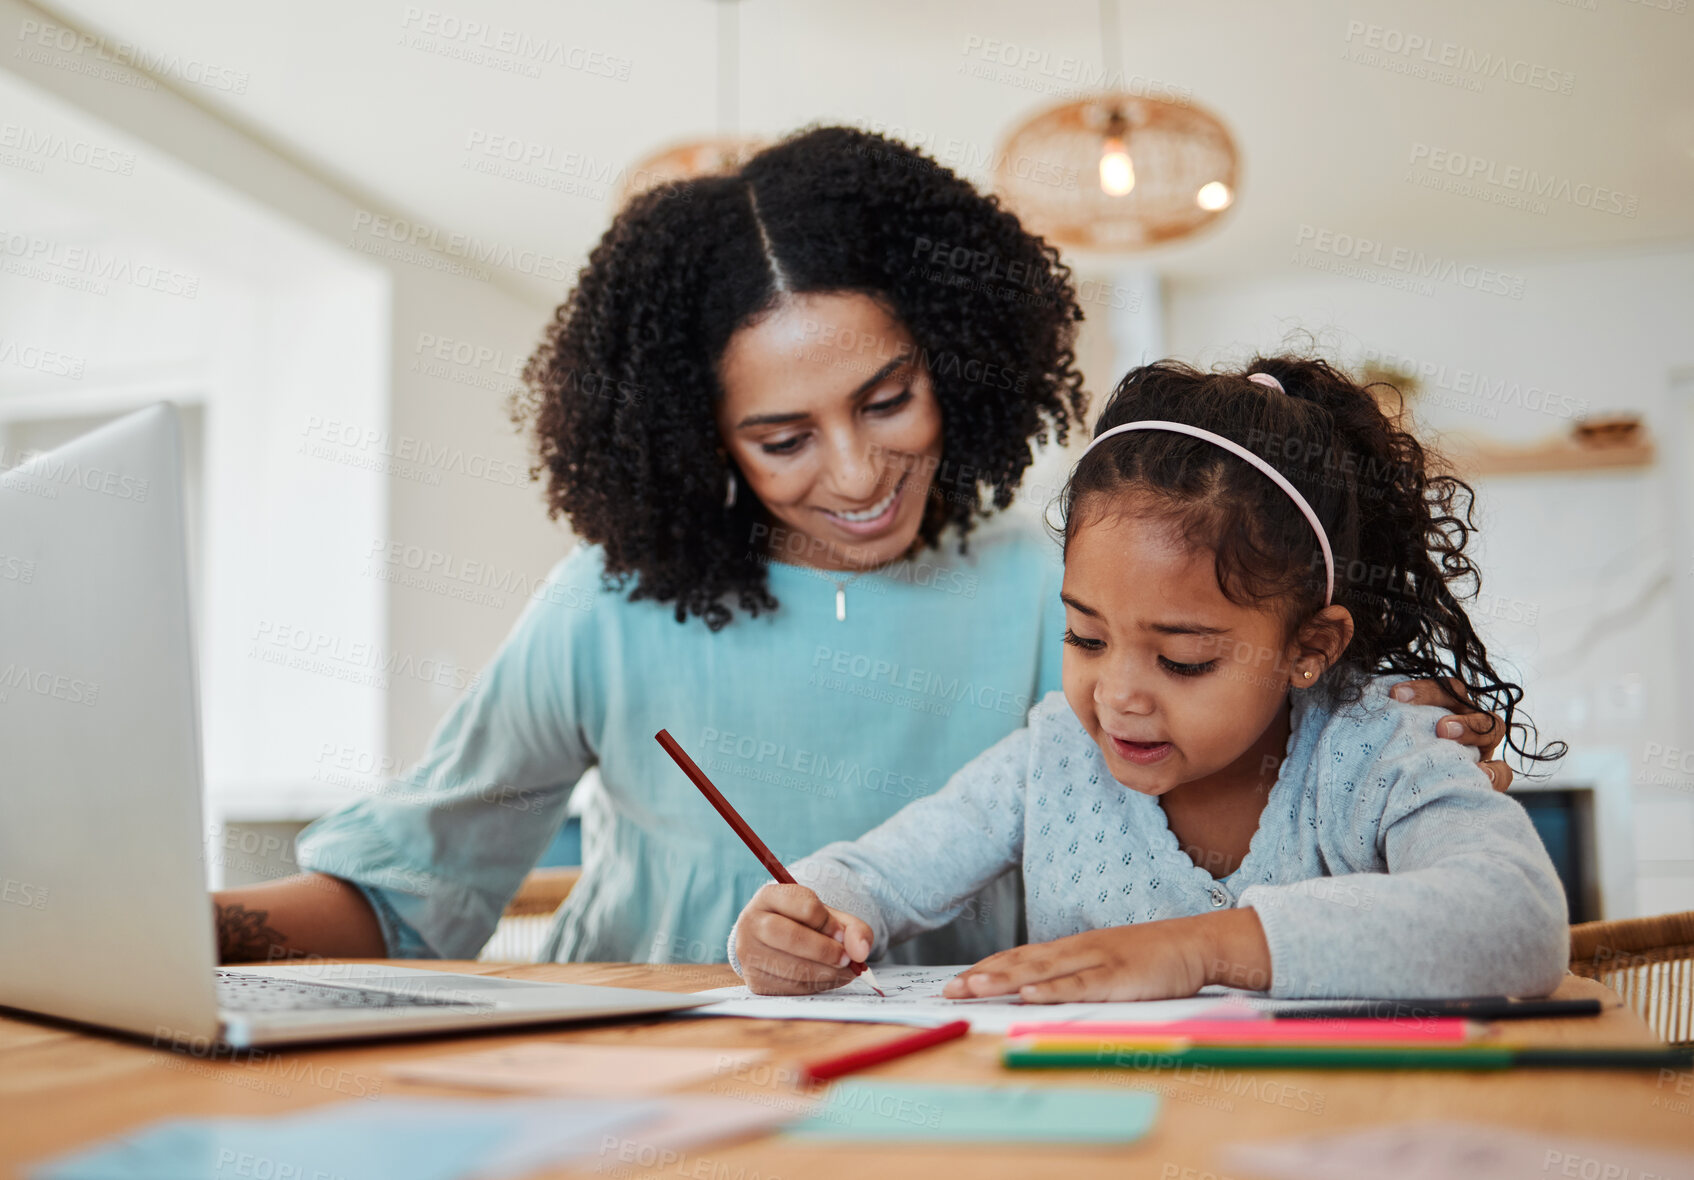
[1302,669,1314,679]
[724,471,737,509]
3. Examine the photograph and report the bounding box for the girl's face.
[716,292,944,573]
[1060,504,1309,797]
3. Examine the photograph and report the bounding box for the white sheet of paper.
[386,1043,767,1096]
[689,965,1250,1033]
[483,1096,809,1178]
[589,1095,818,1163]
[262,1096,666,1180]
[1223,1121,1694,1180]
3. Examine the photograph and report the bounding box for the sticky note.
[387,1043,766,1095]
[1223,1121,1694,1180]
[28,1114,507,1180]
[29,1098,658,1180]
[782,1081,1159,1144]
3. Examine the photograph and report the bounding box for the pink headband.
[1078,373,1336,605]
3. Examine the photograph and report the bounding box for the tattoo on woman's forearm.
[216,903,287,962]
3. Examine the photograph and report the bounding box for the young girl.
[728,356,1570,1001]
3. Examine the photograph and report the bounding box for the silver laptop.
[0,403,710,1048]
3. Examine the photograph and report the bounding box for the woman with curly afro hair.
[227,126,1508,971]
[516,125,1088,630]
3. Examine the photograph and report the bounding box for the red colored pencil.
[800,1020,972,1082]
[655,729,883,994]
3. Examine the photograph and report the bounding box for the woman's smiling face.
[1060,501,1305,797]
[715,292,944,572]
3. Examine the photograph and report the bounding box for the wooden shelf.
[1444,435,1655,477]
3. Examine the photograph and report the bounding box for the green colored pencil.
[1002,1044,1694,1071]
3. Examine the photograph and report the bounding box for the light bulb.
[1099,138,1134,196]
[1197,181,1233,211]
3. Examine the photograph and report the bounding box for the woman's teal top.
[294,518,1066,963]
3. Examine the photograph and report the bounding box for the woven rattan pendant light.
[993,0,1240,250]
[616,0,763,206]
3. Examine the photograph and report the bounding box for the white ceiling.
[29,0,1694,297]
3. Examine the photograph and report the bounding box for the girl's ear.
[1287,605,1355,687]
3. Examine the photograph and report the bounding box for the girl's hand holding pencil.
[653,729,884,995]
[733,884,879,995]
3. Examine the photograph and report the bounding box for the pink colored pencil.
[1006,1017,1475,1043]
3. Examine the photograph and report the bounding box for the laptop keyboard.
[215,969,481,1012]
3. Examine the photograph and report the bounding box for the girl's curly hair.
[1061,355,1564,772]
[509,125,1088,630]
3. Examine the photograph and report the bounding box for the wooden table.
[2,964,1688,1179]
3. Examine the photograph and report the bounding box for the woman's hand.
[1391,678,1513,792]
[941,910,1271,1003]
[732,883,876,996]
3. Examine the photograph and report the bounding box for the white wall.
[0,68,394,832]
[0,30,568,865]
[1163,244,1694,917]
[379,275,574,762]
